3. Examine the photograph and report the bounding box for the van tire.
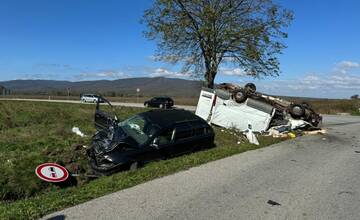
[234,90,247,103]
[245,83,256,94]
[289,104,305,118]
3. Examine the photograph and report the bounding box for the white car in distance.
[80,94,101,103]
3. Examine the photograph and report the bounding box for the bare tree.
[143,0,293,88]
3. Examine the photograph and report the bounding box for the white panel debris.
[72,127,86,137]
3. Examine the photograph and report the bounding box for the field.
[305,99,360,115]
[4,94,360,115]
[0,100,284,219]
[4,94,199,106]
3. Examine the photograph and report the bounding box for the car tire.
[245,83,256,94]
[234,90,247,103]
[289,104,305,118]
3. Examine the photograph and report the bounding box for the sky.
[0,0,359,98]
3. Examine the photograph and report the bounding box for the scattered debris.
[267,200,281,206]
[244,126,259,145]
[303,129,327,135]
[289,119,309,130]
[72,127,86,137]
[288,132,296,139]
[268,126,290,138]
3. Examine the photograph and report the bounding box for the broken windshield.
[119,115,159,145]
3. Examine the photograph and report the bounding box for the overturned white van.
[195,83,322,132]
[195,88,275,132]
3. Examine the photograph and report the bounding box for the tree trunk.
[205,68,216,89]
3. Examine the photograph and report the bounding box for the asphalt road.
[43,115,360,220]
[0,98,197,111]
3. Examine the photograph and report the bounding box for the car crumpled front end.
[87,125,128,173]
[87,97,136,174]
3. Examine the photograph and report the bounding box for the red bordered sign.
[35,163,69,183]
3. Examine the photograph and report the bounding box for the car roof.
[140,109,203,128]
[153,96,172,99]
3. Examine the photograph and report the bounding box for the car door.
[152,128,175,157]
[165,123,194,156]
[129,129,170,163]
[157,98,164,107]
[127,144,163,163]
[154,98,162,107]
[148,98,156,107]
[94,99,116,131]
[86,95,92,102]
[95,109,114,131]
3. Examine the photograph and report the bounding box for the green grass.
[4,94,360,115]
[0,100,284,219]
[307,99,360,116]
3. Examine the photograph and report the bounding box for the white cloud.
[249,60,360,98]
[220,67,248,76]
[76,70,129,79]
[334,60,360,74]
[337,61,360,69]
[149,68,191,78]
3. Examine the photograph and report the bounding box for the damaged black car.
[87,98,215,175]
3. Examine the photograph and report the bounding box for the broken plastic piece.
[245,126,259,145]
[288,132,296,138]
[72,127,86,137]
[289,119,309,130]
[267,200,281,206]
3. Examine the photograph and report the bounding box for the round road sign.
[35,163,69,183]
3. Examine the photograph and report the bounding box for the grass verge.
[0,100,285,219]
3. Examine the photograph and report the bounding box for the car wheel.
[245,83,256,94]
[159,104,164,109]
[129,161,138,171]
[289,104,305,118]
[234,90,247,103]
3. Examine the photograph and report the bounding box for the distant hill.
[0,77,203,97]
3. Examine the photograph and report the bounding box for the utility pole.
[67,88,70,99]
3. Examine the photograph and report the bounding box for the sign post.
[136,88,140,103]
